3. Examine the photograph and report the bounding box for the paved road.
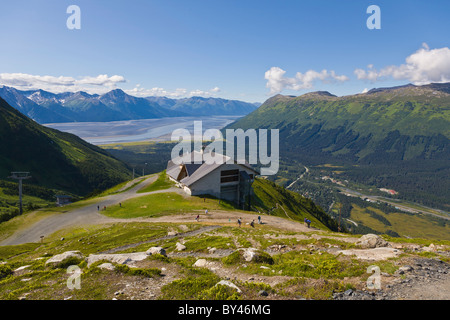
[0,175,179,246]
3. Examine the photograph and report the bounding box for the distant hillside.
[0,86,258,123]
[0,97,131,196]
[227,83,450,209]
[146,96,259,116]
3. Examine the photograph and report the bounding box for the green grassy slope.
[226,83,450,210]
[0,97,131,196]
[251,178,337,231]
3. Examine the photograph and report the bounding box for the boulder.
[193,259,209,267]
[45,251,84,265]
[176,242,186,251]
[146,247,167,256]
[86,252,147,266]
[242,248,258,262]
[215,280,242,293]
[356,234,389,249]
[258,290,269,297]
[241,248,274,264]
[98,263,115,271]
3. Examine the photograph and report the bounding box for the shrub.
[0,264,13,280]
[197,284,241,300]
[160,274,220,300]
[115,264,161,278]
[222,249,274,265]
[52,256,84,269]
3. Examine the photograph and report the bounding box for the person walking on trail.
[196,214,200,222]
[205,209,208,215]
[250,220,255,228]
[237,217,242,227]
[306,219,311,228]
[258,216,261,224]
[97,206,99,211]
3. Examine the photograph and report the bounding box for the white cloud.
[0,72,222,99]
[0,73,125,94]
[125,86,221,98]
[264,67,349,95]
[354,44,450,85]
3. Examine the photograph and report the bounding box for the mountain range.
[226,82,450,210]
[0,86,259,124]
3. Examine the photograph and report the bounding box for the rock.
[98,263,115,270]
[175,242,186,251]
[242,248,258,262]
[146,247,167,256]
[356,234,389,249]
[336,247,399,260]
[399,265,414,272]
[193,259,209,267]
[215,280,242,293]
[344,289,353,296]
[14,265,31,272]
[208,247,217,254]
[422,244,437,252]
[168,231,178,236]
[87,252,147,266]
[241,248,273,264]
[45,251,84,265]
[260,266,270,270]
[258,290,269,297]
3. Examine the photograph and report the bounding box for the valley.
[0,171,448,301]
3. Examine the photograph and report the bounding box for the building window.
[220,169,239,183]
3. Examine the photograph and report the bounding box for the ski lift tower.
[9,172,31,215]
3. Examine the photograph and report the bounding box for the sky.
[0,0,449,103]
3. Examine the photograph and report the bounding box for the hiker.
[306,219,311,228]
[97,205,99,211]
[258,216,261,224]
[237,218,242,227]
[196,214,200,222]
[119,203,122,207]
[205,209,208,215]
[250,220,255,228]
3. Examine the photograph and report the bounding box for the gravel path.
[0,175,167,246]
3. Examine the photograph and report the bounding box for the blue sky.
[0,0,449,102]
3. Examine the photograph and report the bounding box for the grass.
[101,191,239,219]
[137,171,174,193]
[183,235,236,252]
[101,193,206,218]
[224,250,368,279]
[350,204,450,241]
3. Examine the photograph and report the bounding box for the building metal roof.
[166,151,259,187]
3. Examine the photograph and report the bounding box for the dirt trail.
[0,175,168,246]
